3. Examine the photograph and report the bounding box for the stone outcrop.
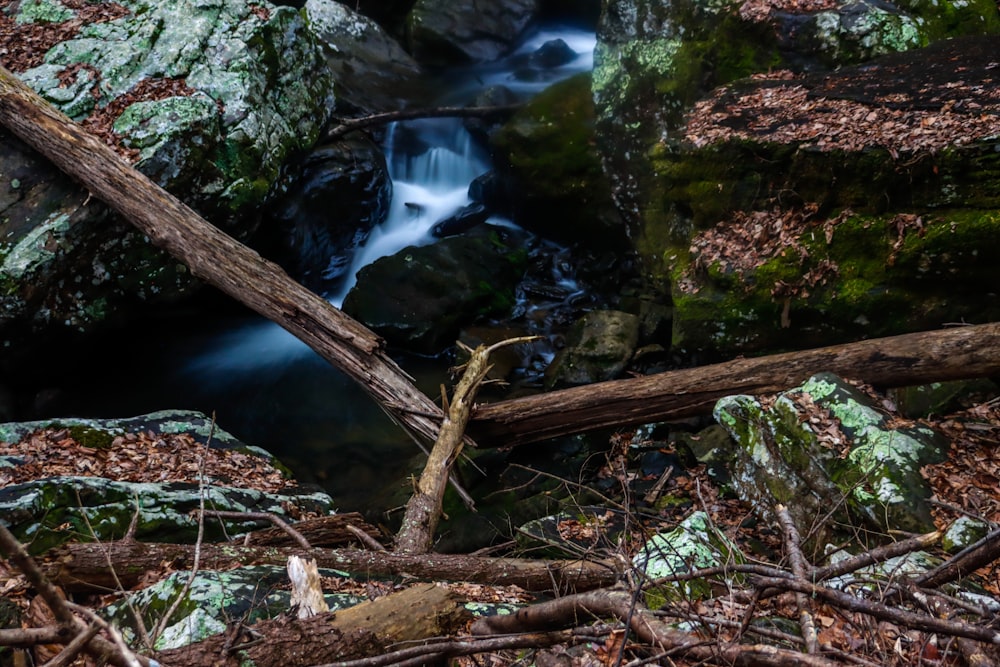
[591,0,1000,356]
[1,0,334,345]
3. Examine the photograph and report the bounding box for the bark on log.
[0,66,447,448]
[45,540,619,594]
[155,583,469,667]
[470,322,1000,447]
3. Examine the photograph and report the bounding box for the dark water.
[9,25,599,515]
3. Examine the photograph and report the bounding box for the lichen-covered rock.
[490,73,628,250]
[101,566,365,650]
[591,0,1000,355]
[0,410,336,553]
[405,0,540,66]
[633,511,744,602]
[305,0,427,113]
[1,0,334,345]
[341,225,529,354]
[544,310,639,388]
[941,516,991,554]
[713,373,948,549]
[516,505,626,558]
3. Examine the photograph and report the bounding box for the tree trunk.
[469,322,1000,447]
[155,583,469,667]
[0,65,446,448]
[45,540,619,594]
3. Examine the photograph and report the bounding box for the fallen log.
[0,65,446,448]
[45,540,619,594]
[470,322,1000,447]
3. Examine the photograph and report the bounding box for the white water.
[186,26,597,376]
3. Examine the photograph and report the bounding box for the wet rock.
[431,203,491,238]
[342,225,529,354]
[261,136,391,291]
[463,85,522,147]
[0,0,334,346]
[713,373,948,551]
[509,38,578,82]
[306,0,427,113]
[405,0,540,66]
[545,310,640,388]
[491,73,627,250]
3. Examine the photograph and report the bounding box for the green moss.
[65,425,116,449]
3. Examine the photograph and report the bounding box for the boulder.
[665,39,1000,354]
[491,73,627,250]
[544,310,640,388]
[633,511,744,602]
[0,0,334,345]
[341,225,529,354]
[713,373,948,552]
[405,0,540,66]
[261,136,392,292]
[305,0,427,113]
[0,410,337,553]
[591,0,1000,356]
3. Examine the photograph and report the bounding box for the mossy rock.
[491,72,627,250]
[713,373,948,552]
[101,566,366,650]
[342,225,529,354]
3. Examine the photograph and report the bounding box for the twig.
[150,415,215,644]
[205,510,312,549]
[40,620,102,667]
[0,524,151,667]
[313,629,588,667]
[323,104,521,141]
[916,527,1000,589]
[641,465,673,506]
[776,504,820,654]
[750,574,1000,644]
[346,524,387,552]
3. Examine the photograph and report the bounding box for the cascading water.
[20,25,599,510]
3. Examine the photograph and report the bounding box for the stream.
[11,24,599,514]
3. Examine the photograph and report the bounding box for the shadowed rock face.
[405,0,540,66]
[342,225,530,354]
[0,0,337,346]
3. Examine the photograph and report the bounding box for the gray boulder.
[1,0,334,345]
[713,373,948,551]
[0,410,337,553]
[306,0,427,113]
[406,0,540,66]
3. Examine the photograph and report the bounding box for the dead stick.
[750,575,1000,644]
[916,527,1000,589]
[323,104,521,141]
[775,504,819,654]
[395,337,540,554]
